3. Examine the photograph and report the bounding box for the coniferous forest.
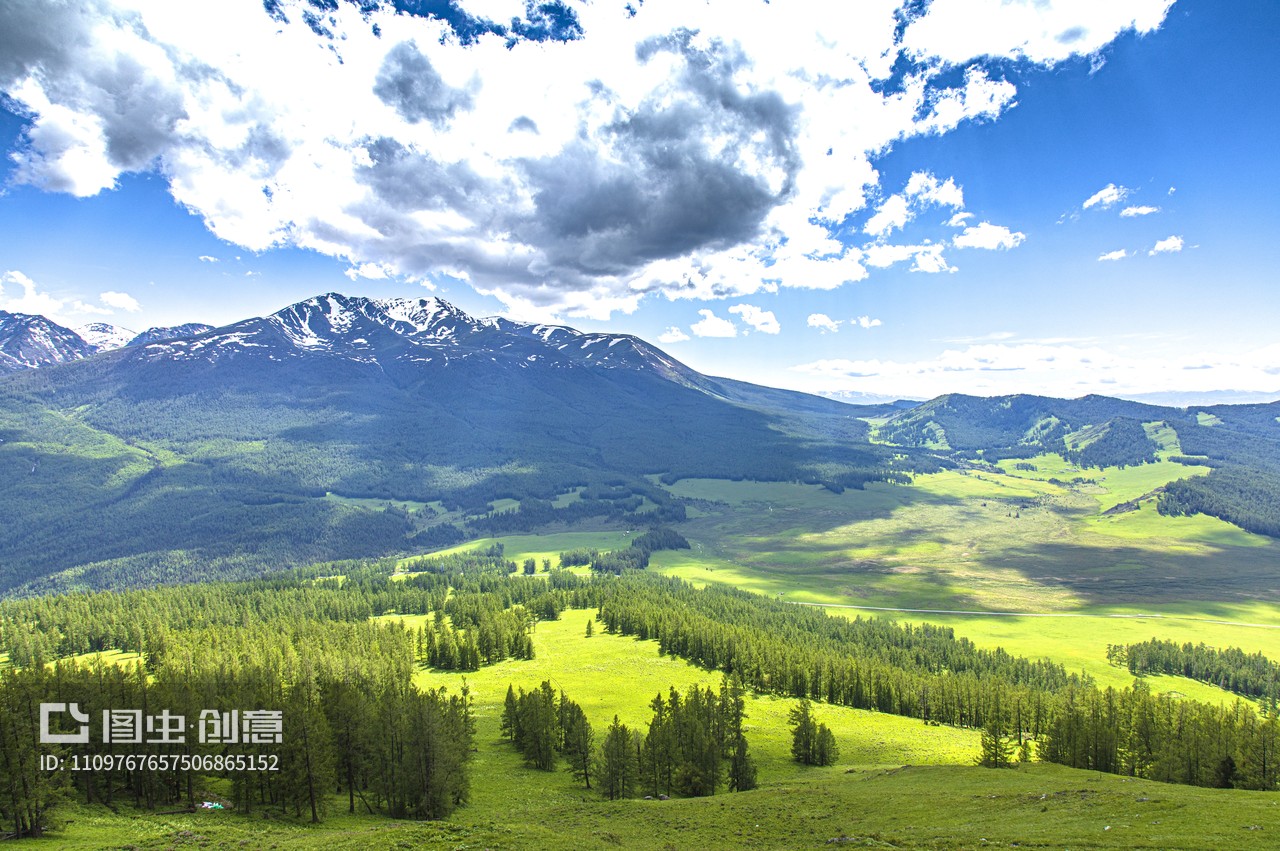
[7,546,1280,837]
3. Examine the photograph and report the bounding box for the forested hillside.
[876,393,1280,540]
[0,294,903,593]
[5,552,1280,839]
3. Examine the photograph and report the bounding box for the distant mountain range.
[0,293,894,593]
[1,293,1277,595]
[0,312,214,372]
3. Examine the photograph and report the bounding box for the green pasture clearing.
[658,471,1279,612]
[1144,419,1182,454]
[406,530,638,570]
[50,649,145,670]
[1086,499,1267,546]
[551,486,585,507]
[487,497,522,514]
[321,492,434,512]
[419,610,979,776]
[860,606,1280,702]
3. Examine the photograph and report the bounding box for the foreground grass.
[38,762,1280,850]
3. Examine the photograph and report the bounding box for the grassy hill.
[29,610,1280,850]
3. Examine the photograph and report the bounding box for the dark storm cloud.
[92,55,188,171]
[0,0,188,184]
[356,136,487,212]
[511,30,799,278]
[373,41,473,125]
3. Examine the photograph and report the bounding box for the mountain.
[76,322,137,351]
[0,310,97,372]
[877,392,1184,459]
[0,293,894,594]
[126,322,214,347]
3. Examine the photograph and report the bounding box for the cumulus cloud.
[0,270,128,323]
[901,0,1175,66]
[658,326,690,343]
[864,171,965,238]
[1120,205,1159,217]
[690,309,738,338]
[198,255,218,263]
[863,242,955,273]
[855,315,883,329]
[344,262,395,281]
[1098,249,1128,261]
[1149,235,1184,255]
[0,270,66,316]
[0,0,1175,316]
[728,303,780,334]
[864,194,912,238]
[952,222,1025,251]
[99,290,140,311]
[807,313,841,333]
[1082,183,1130,210]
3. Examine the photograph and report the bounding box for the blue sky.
[1,0,1277,402]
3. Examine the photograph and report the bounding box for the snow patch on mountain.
[78,323,136,351]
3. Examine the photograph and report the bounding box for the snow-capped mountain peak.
[77,322,137,351]
[0,310,97,372]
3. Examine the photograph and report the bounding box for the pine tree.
[596,716,639,800]
[789,699,817,764]
[561,701,595,789]
[978,714,1015,768]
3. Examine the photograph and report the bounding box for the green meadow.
[387,461,1280,709]
[652,467,1280,704]
[34,610,1280,850]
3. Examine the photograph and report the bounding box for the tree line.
[0,619,472,838]
[1109,639,1280,705]
[500,677,758,800]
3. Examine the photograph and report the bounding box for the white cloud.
[901,0,1175,66]
[946,212,973,227]
[0,270,66,317]
[344,262,394,281]
[909,245,957,274]
[905,171,965,209]
[1,272,151,323]
[1149,235,1184,255]
[99,290,141,312]
[865,171,966,238]
[1098,249,1128,262]
[789,339,1280,400]
[952,222,1026,251]
[1082,183,1130,210]
[0,0,1175,316]
[807,313,842,333]
[863,242,956,273]
[658,326,690,343]
[728,303,781,334]
[864,194,912,238]
[690,309,738,338]
[198,255,219,263]
[855,315,882,329]
[1120,205,1160,217]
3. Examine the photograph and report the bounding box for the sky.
[0,0,1277,404]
